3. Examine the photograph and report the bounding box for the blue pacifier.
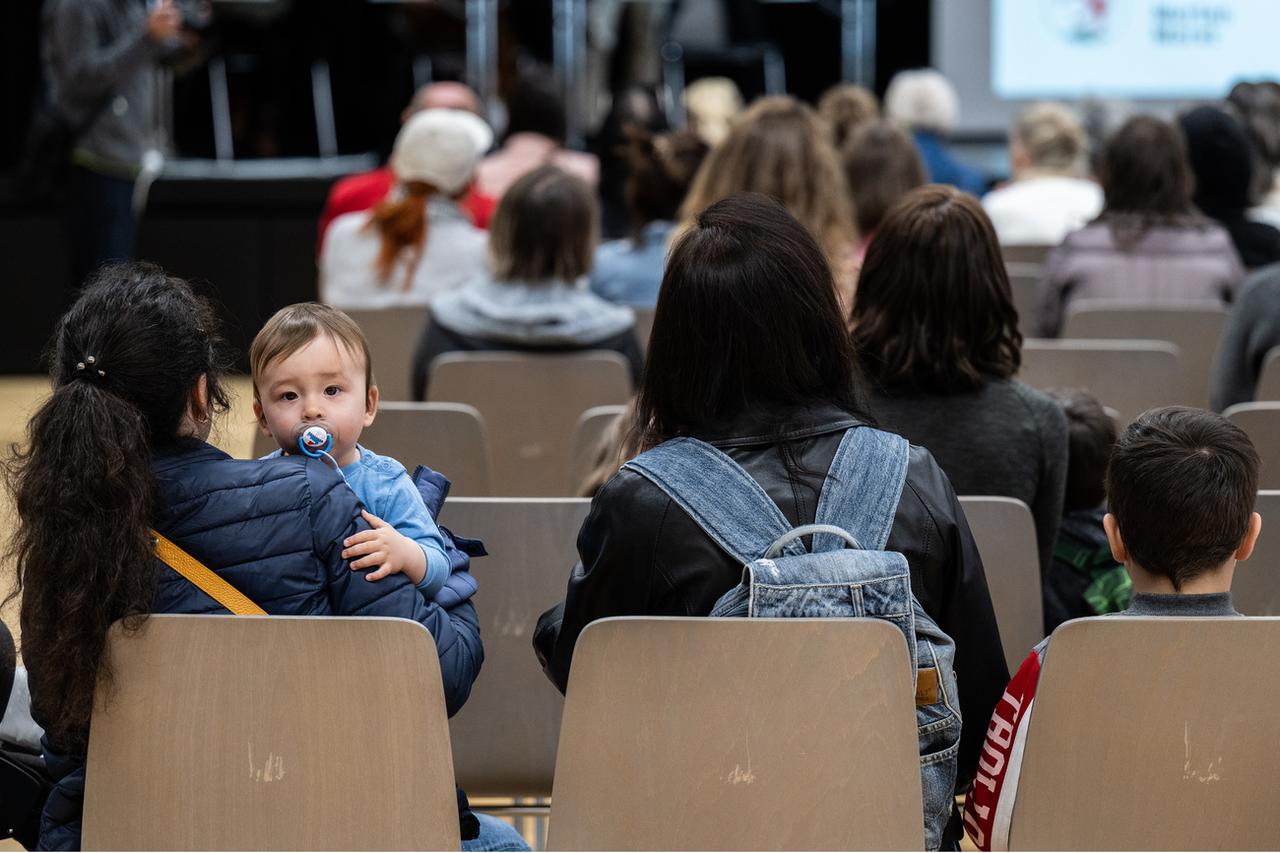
[298,425,333,458]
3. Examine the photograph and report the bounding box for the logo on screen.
[1044,0,1109,42]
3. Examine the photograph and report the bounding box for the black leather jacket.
[533,404,1011,786]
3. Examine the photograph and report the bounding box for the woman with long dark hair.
[6,263,521,851]
[853,185,1068,583]
[534,193,1008,843]
[1035,116,1244,336]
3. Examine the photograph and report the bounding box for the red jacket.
[316,167,496,254]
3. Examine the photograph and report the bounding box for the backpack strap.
[812,426,909,553]
[623,437,799,564]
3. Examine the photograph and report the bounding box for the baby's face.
[254,333,377,468]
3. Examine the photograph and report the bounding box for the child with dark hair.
[1043,390,1130,633]
[964,406,1261,851]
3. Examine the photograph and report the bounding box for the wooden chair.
[1006,617,1280,850]
[632,307,656,355]
[548,617,924,850]
[1253,346,1280,401]
[1001,244,1053,267]
[1062,301,1227,408]
[82,615,459,851]
[567,404,627,495]
[439,498,591,801]
[1005,263,1042,338]
[1019,340,1182,425]
[427,352,632,496]
[959,497,1043,672]
[344,307,431,402]
[1224,404,1280,491]
[1232,490,1280,616]
[249,402,494,496]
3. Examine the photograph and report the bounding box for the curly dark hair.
[4,262,232,748]
[851,185,1022,394]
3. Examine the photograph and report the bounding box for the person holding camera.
[40,0,198,286]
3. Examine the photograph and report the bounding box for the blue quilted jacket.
[31,440,484,851]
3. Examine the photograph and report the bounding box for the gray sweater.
[42,0,167,174]
[1210,263,1280,411]
[865,378,1069,577]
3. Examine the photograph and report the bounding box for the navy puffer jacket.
[31,441,483,851]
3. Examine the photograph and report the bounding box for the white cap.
[390,108,494,194]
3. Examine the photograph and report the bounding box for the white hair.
[884,69,960,136]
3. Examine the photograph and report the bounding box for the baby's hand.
[342,510,427,585]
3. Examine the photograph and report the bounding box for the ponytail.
[7,381,157,747]
[366,182,436,291]
[4,261,231,748]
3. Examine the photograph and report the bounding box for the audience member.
[317,82,497,251]
[590,130,708,307]
[680,96,857,306]
[593,84,670,239]
[1210,262,1280,410]
[4,262,523,851]
[1180,105,1280,269]
[1035,116,1244,337]
[884,69,986,197]
[1042,390,1129,633]
[982,103,1102,246]
[413,167,641,399]
[817,82,880,150]
[534,193,1010,834]
[1227,81,1280,229]
[963,406,1260,851]
[475,74,600,201]
[683,76,744,146]
[840,119,925,258]
[0,619,41,753]
[853,185,1068,578]
[250,303,452,597]
[320,109,492,310]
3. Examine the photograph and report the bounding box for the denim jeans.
[67,164,135,287]
[462,813,530,852]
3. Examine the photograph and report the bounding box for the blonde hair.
[680,96,854,264]
[884,69,959,136]
[250,303,375,402]
[818,83,880,149]
[1013,102,1088,175]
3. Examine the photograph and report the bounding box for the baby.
[249,302,450,597]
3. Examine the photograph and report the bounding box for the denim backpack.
[624,426,961,849]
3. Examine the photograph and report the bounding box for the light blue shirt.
[588,220,674,308]
[266,445,451,597]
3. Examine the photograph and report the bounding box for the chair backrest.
[438,498,590,798]
[1007,617,1280,850]
[1254,346,1280,401]
[363,402,492,496]
[249,402,494,496]
[959,497,1043,672]
[82,615,459,851]
[1002,244,1053,267]
[567,404,627,495]
[1019,339,1182,425]
[1232,490,1280,616]
[548,617,925,851]
[1062,301,1227,408]
[1005,263,1042,338]
[632,307,655,355]
[1224,404,1280,491]
[427,351,633,496]
[344,307,431,402]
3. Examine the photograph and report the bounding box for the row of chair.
[81,611,1280,850]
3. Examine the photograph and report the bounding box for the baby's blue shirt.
[265,445,451,597]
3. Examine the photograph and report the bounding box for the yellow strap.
[151,530,266,616]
